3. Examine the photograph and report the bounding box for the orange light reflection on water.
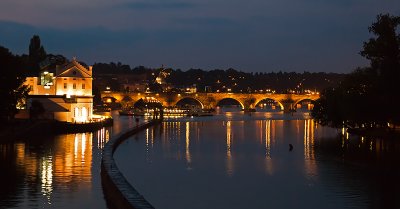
[226,121,233,176]
[13,133,95,206]
[304,119,317,180]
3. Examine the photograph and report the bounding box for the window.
[40,72,54,86]
[74,107,79,117]
[64,83,67,89]
[73,83,76,89]
[82,84,85,89]
[82,107,87,118]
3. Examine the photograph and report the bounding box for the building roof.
[56,58,92,78]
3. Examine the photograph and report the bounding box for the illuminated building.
[23,58,93,122]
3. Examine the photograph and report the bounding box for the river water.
[114,110,400,209]
[0,113,148,209]
[1,111,399,209]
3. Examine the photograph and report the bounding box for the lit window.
[74,107,79,117]
[73,83,76,89]
[64,83,67,89]
[82,84,85,89]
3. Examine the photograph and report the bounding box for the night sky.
[1,0,399,73]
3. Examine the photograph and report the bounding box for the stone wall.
[101,120,161,209]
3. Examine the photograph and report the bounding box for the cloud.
[174,17,235,27]
[118,1,196,10]
[3,0,398,73]
[0,19,368,73]
[0,21,147,54]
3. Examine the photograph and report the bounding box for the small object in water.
[289,144,293,151]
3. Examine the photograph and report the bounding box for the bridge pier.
[282,102,295,113]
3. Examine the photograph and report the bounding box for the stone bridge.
[102,92,319,112]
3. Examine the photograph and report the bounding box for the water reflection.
[0,129,111,209]
[265,120,271,158]
[97,128,110,149]
[225,121,233,176]
[304,119,318,181]
[185,122,191,167]
[112,114,400,209]
[41,155,53,205]
[6,133,93,207]
[264,120,274,176]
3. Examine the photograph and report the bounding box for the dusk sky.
[1,0,399,73]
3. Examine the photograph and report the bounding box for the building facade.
[24,58,93,122]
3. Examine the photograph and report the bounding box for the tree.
[92,86,102,105]
[29,35,47,73]
[312,14,400,128]
[360,14,400,125]
[360,14,400,82]
[0,46,31,122]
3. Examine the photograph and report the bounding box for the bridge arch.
[216,98,244,109]
[294,99,316,111]
[255,98,284,110]
[120,96,135,109]
[175,97,204,109]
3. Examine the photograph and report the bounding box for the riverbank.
[0,118,113,142]
[347,127,400,138]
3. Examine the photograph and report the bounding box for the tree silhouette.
[361,14,400,125]
[0,46,31,122]
[28,35,47,73]
[313,14,400,128]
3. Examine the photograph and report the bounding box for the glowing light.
[265,120,271,158]
[226,121,233,176]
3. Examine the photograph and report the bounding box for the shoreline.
[347,127,400,138]
[0,118,113,142]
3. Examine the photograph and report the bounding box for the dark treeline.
[0,35,51,122]
[93,62,148,75]
[93,62,345,93]
[166,69,344,93]
[312,14,400,128]
[0,35,68,122]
